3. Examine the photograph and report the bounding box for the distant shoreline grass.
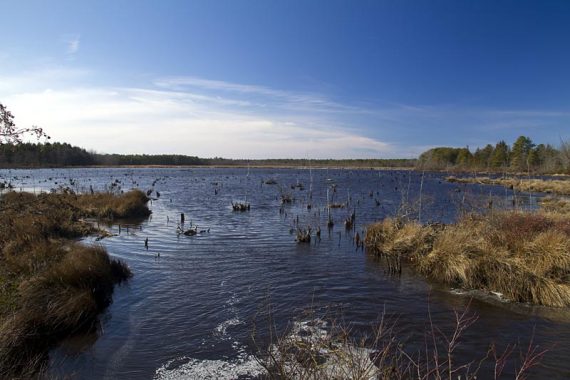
[365,209,570,307]
[447,176,570,195]
[0,189,150,377]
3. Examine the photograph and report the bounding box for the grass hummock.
[365,209,570,307]
[447,176,570,196]
[0,189,150,377]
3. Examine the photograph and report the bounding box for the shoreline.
[0,164,417,170]
[1,164,568,177]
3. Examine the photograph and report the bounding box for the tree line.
[0,142,206,167]
[417,136,570,173]
[0,142,416,168]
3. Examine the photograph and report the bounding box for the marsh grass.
[539,196,570,215]
[447,176,570,196]
[0,189,148,377]
[365,211,570,307]
[60,189,152,219]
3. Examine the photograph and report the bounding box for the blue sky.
[1,0,569,158]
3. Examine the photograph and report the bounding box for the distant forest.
[2,138,568,173]
[417,135,570,173]
[0,142,415,168]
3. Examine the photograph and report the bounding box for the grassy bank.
[447,176,570,196]
[365,210,570,307]
[0,189,150,377]
[540,196,570,214]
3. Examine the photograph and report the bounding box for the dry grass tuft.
[0,190,143,377]
[0,245,131,376]
[366,211,570,307]
[539,196,570,215]
[61,189,152,219]
[447,176,570,196]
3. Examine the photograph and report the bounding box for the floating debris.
[232,202,250,211]
[177,225,208,236]
[291,182,304,190]
[281,194,293,204]
[296,227,311,243]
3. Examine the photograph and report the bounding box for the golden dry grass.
[0,190,147,376]
[539,196,570,215]
[69,190,152,219]
[366,211,570,307]
[447,176,570,195]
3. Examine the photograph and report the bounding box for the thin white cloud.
[2,68,569,158]
[155,76,367,114]
[1,71,397,158]
[62,34,80,55]
[0,67,89,93]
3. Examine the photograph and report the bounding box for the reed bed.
[365,211,570,307]
[539,196,570,215]
[447,176,570,196]
[0,190,149,377]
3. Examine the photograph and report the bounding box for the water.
[1,167,568,379]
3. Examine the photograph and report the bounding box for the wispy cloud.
[0,70,398,158]
[1,68,569,158]
[155,76,367,114]
[62,34,80,55]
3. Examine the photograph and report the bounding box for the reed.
[447,176,570,196]
[539,196,570,215]
[366,211,570,307]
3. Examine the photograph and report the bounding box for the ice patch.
[214,317,243,338]
[154,355,264,380]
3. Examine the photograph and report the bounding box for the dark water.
[1,168,569,379]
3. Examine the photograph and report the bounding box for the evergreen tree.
[490,141,510,168]
[472,144,494,168]
[456,148,472,166]
[510,136,534,171]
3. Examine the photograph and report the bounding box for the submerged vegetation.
[0,189,150,377]
[365,210,570,307]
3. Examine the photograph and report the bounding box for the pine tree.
[490,141,509,168]
[510,136,534,171]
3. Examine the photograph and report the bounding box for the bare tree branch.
[0,103,49,145]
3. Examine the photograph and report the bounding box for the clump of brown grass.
[0,190,142,377]
[0,244,131,377]
[62,189,152,219]
[539,196,570,215]
[364,219,438,259]
[366,211,570,307]
[447,176,570,196]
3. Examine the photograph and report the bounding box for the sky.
[0,0,569,159]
